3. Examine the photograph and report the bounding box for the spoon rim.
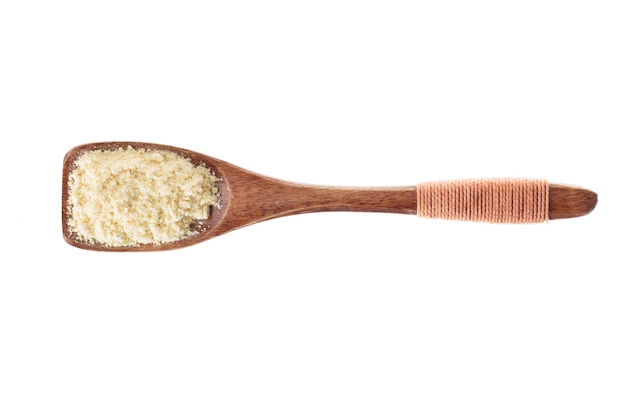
[62,141,231,252]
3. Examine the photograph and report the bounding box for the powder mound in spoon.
[66,146,221,247]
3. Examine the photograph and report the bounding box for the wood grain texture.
[62,143,597,251]
[548,184,598,220]
[62,142,416,251]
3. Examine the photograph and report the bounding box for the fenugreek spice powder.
[66,146,220,247]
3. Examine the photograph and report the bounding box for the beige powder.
[67,146,220,247]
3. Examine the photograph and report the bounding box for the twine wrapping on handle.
[416,178,549,223]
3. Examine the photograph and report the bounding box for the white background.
[1,1,625,416]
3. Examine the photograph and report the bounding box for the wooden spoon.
[62,142,597,252]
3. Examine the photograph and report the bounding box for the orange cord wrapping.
[416,179,549,223]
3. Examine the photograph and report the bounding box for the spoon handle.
[269,185,418,216]
[231,177,595,225]
[277,178,549,223]
[413,179,596,223]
